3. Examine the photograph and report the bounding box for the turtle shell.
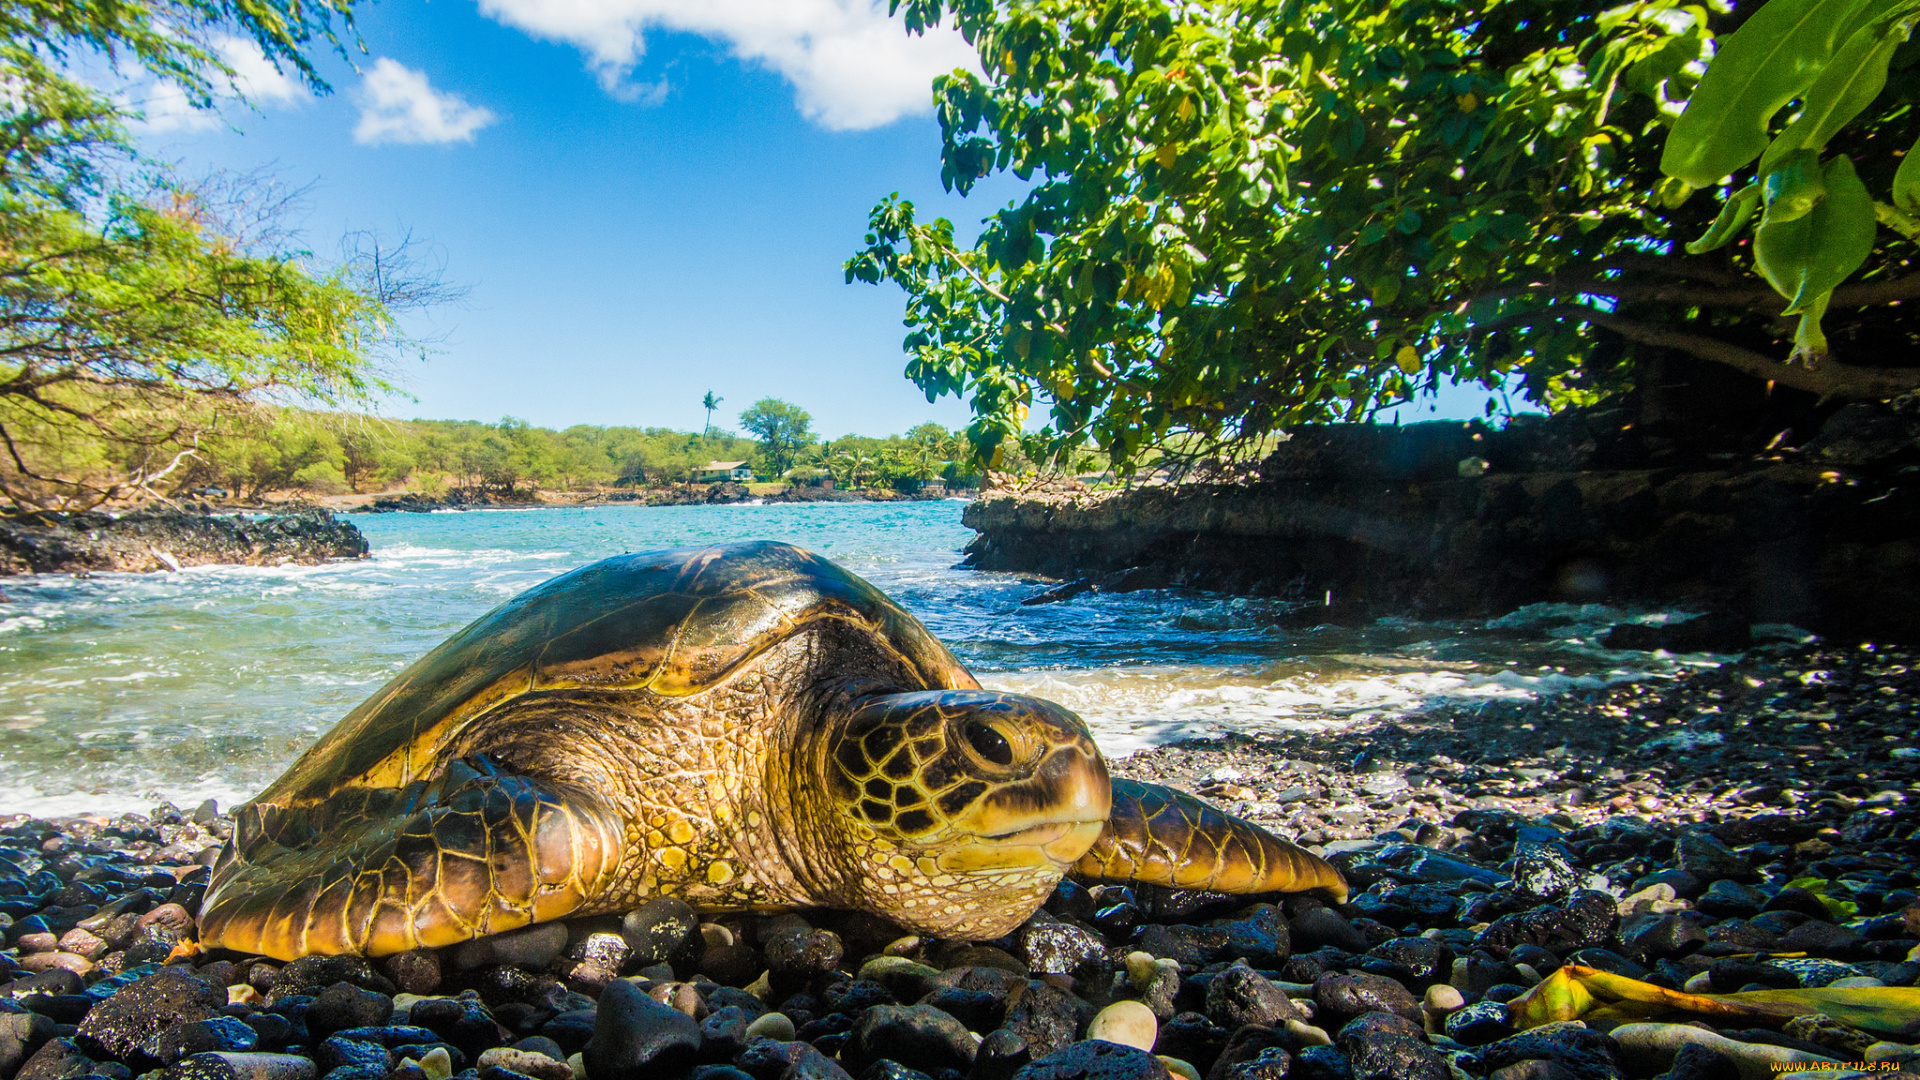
[257,540,976,810]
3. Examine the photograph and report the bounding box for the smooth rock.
[743,1012,795,1041]
[1611,1023,1840,1080]
[476,1048,573,1080]
[305,984,394,1041]
[1313,972,1423,1029]
[154,1017,259,1066]
[453,923,569,973]
[618,899,699,969]
[970,1029,1031,1080]
[581,978,700,1080]
[1001,980,1092,1059]
[164,1053,318,1080]
[1087,1000,1158,1052]
[1474,1022,1622,1080]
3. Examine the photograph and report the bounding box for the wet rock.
[1479,892,1618,954]
[1288,909,1370,955]
[265,957,387,1002]
[1149,1013,1227,1075]
[16,1037,98,1080]
[453,924,570,973]
[856,958,941,1004]
[1474,1022,1623,1080]
[970,1029,1030,1080]
[1312,972,1421,1030]
[1361,938,1452,990]
[919,988,1004,1034]
[1611,1023,1840,1080]
[1508,842,1582,904]
[1705,959,1801,993]
[1674,832,1753,884]
[732,1038,851,1080]
[1001,980,1093,1059]
[77,966,226,1063]
[742,1013,795,1042]
[1692,882,1766,919]
[154,1018,259,1066]
[858,1063,934,1080]
[164,1052,318,1080]
[1209,905,1289,967]
[1009,1039,1170,1080]
[304,984,394,1041]
[1017,923,1107,978]
[1336,1013,1448,1080]
[619,899,700,969]
[1347,886,1458,928]
[1132,926,1228,968]
[476,1047,573,1080]
[765,930,843,992]
[1620,914,1710,963]
[1650,1043,1741,1080]
[1204,962,1302,1029]
[1769,958,1864,988]
[841,1004,976,1076]
[410,997,510,1061]
[1213,1047,1290,1080]
[583,978,699,1080]
[1445,1001,1516,1046]
[1291,1045,1354,1080]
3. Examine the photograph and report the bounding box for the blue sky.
[134,1,1496,439]
[133,0,1014,439]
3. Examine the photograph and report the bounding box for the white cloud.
[470,0,978,130]
[353,59,498,145]
[125,36,306,132]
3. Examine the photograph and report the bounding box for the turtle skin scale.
[199,541,1346,960]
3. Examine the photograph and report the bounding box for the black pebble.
[583,976,699,1080]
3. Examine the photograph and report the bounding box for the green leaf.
[1661,0,1865,187]
[1685,182,1762,253]
[1757,8,1917,176]
[1894,131,1920,212]
[1753,155,1876,356]
[1760,150,1829,225]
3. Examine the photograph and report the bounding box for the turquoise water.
[0,501,1689,815]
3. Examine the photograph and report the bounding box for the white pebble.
[418,1047,453,1080]
[1284,1020,1332,1047]
[745,1012,796,1041]
[1087,1000,1157,1051]
[1159,1056,1202,1080]
[1423,985,1465,1014]
[1827,976,1885,988]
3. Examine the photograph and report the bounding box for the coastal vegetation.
[852,0,1920,471]
[72,405,985,501]
[0,0,456,512]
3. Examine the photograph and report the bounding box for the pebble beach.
[0,642,1911,1080]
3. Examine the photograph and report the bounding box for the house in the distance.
[698,460,754,483]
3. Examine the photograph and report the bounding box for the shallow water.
[0,501,1708,816]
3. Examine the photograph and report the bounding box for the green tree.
[0,0,454,511]
[738,398,815,476]
[702,391,723,436]
[851,0,1920,473]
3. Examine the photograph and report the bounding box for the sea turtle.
[200,541,1345,960]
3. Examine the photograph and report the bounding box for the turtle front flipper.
[1071,778,1348,902]
[199,759,622,960]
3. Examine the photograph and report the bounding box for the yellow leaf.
[1458,91,1479,113]
[1177,95,1195,122]
[1395,345,1422,374]
[1508,965,1920,1038]
[1156,144,1179,170]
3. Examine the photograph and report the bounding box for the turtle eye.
[961,720,1015,767]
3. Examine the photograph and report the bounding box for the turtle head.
[813,690,1110,938]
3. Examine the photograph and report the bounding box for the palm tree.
[701,391,723,437]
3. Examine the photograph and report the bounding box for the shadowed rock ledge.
[963,406,1920,643]
[0,508,370,576]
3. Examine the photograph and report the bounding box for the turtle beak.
[939,743,1111,873]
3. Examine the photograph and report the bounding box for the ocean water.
[0,501,1710,816]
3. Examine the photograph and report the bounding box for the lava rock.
[410,997,509,1060]
[920,988,1005,1034]
[765,930,844,991]
[1205,962,1303,1029]
[77,967,227,1063]
[1474,1022,1623,1080]
[16,1037,99,1080]
[1694,882,1768,919]
[1445,1001,1517,1047]
[1674,832,1753,884]
[1348,886,1458,928]
[165,1052,319,1080]
[154,1018,260,1066]
[841,1005,977,1076]
[1336,1014,1448,1080]
[1017,923,1108,978]
[305,984,394,1041]
[1001,980,1093,1059]
[970,1029,1031,1080]
[1508,842,1582,905]
[1008,1039,1170,1080]
[264,957,386,1002]
[1313,972,1422,1030]
[1210,905,1290,967]
[314,1036,390,1074]
[1288,909,1371,954]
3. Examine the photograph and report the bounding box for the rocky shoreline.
[0,644,1911,1080]
[963,404,1920,644]
[0,510,369,577]
[359,486,958,514]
